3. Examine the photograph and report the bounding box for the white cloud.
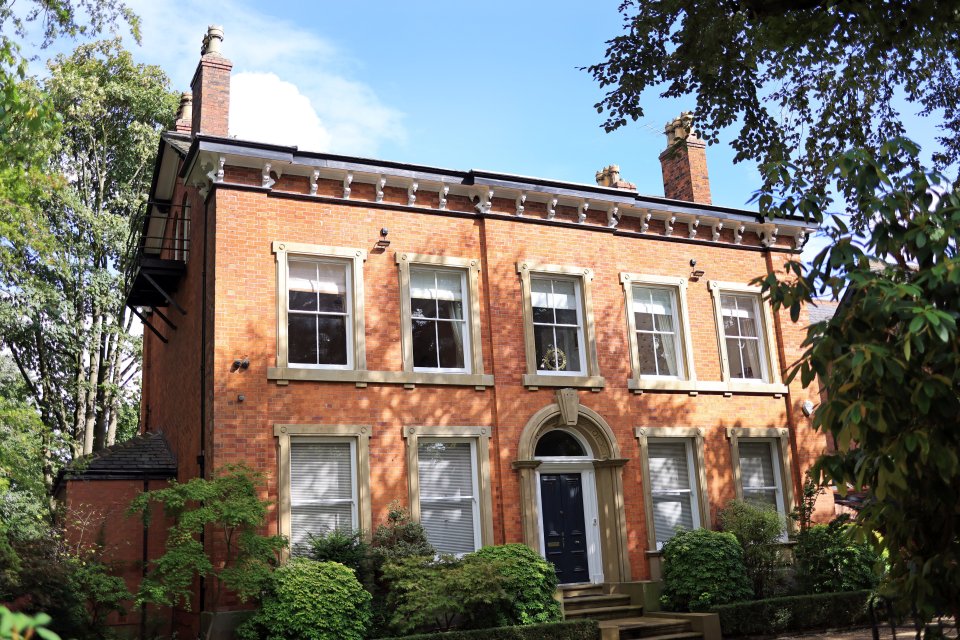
[123,0,405,155]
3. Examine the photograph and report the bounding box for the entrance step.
[563,593,632,612]
[598,616,702,640]
[559,583,605,599]
[564,604,645,621]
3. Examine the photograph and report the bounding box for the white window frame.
[396,253,486,379]
[409,267,471,374]
[708,281,782,388]
[403,425,494,555]
[274,423,373,558]
[286,257,355,370]
[273,242,367,373]
[727,427,795,537]
[516,262,604,389]
[288,437,358,548]
[417,438,482,554]
[530,275,587,377]
[635,427,710,562]
[620,274,697,392]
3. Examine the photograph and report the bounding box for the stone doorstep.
[598,616,701,640]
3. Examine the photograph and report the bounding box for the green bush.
[378,619,599,640]
[238,559,371,640]
[660,528,753,611]
[381,555,508,635]
[711,590,873,636]
[468,544,562,626]
[308,529,372,586]
[794,518,880,594]
[370,502,434,565]
[719,499,786,598]
[1,606,61,640]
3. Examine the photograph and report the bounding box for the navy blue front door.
[539,473,589,584]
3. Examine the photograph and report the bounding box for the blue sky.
[29,0,948,258]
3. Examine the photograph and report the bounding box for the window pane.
[291,504,354,552]
[741,339,762,379]
[411,297,436,319]
[739,313,758,338]
[531,278,553,323]
[288,314,318,364]
[653,494,694,544]
[418,441,477,555]
[739,442,776,489]
[436,320,466,369]
[554,326,582,372]
[289,290,317,312]
[656,334,679,377]
[420,500,477,556]
[743,488,778,508]
[534,325,558,371]
[290,441,354,551]
[648,442,691,492]
[634,311,654,332]
[637,332,657,375]
[412,318,439,368]
[419,442,473,497]
[315,263,347,313]
[411,271,438,319]
[289,261,319,312]
[535,430,586,457]
[316,316,347,365]
[552,280,578,324]
[727,337,745,378]
[435,272,463,301]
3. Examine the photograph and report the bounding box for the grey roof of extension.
[808,300,840,325]
[60,430,177,483]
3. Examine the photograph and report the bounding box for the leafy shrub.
[129,464,286,609]
[381,555,508,634]
[794,518,880,594]
[308,529,372,586]
[238,559,371,640]
[371,502,434,565]
[468,544,562,625]
[378,619,599,640]
[1,605,61,640]
[711,590,872,636]
[719,499,786,598]
[660,528,753,611]
[66,558,132,635]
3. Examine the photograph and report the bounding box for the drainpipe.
[140,479,149,640]
[198,193,210,613]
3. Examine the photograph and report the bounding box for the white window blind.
[648,440,700,547]
[418,441,479,555]
[290,440,356,553]
[738,441,780,510]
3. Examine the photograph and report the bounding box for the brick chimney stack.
[190,25,232,137]
[174,93,193,134]
[659,112,711,204]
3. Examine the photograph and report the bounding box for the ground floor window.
[417,440,480,555]
[289,439,357,552]
[648,439,701,547]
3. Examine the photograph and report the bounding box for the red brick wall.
[191,184,832,586]
[60,479,172,637]
[190,56,232,137]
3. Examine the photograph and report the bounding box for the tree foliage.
[129,464,287,611]
[0,38,178,496]
[759,139,959,621]
[588,0,959,214]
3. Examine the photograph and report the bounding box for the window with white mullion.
[648,440,701,547]
[721,293,766,381]
[633,285,683,378]
[418,440,481,555]
[287,259,352,368]
[738,441,783,512]
[289,439,358,554]
[532,277,585,375]
[410,268,470,372]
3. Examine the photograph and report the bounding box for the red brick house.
[62,25,834,638]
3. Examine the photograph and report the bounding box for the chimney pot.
[175,92,193,134]
[595,164,636,190]
[201,25,225,56]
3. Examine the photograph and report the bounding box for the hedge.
[711,590,873,636]
[379,619,599,640]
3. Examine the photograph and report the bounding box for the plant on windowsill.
[128,464,287,639]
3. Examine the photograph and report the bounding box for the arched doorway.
[513,392,631,585]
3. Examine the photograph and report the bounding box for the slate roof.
[808,300,840,325]
[162,131,192,156]
[60,430,177,483]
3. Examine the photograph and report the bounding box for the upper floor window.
[531,276,585,375]
[410,268,470,372]
[396,253,485,378]
[517,262,603,389]
[288,259,353,368]
[272,242,367,373]
[719,293,766,381]
[709,281,782,388]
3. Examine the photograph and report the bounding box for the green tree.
[0,39,178,487]
[588,1,958,211]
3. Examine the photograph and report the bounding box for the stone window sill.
[628,378,788,397]
[267,367,493,389]
[522,373,606,391]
